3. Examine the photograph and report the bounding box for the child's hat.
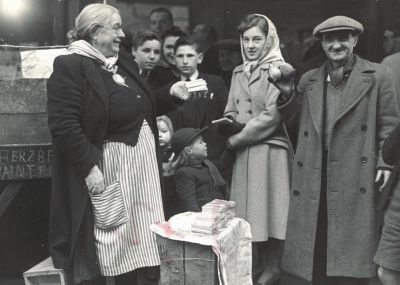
[171,127,208,155]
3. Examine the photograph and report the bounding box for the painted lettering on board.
[0,145,53,180]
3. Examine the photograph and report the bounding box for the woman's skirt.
[93,121,165,276]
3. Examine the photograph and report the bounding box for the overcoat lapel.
[305,64,326,140]
[248,65,262,85]
[235,66,251,95]
[334,56,375,124]
[117,56,157,112]
[81,57,109,113]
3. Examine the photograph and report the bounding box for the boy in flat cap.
[272,16,400,284]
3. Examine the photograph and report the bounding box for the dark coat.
[47,51,175,283]
[374,121,400,271]
[166,73,229,160]
[147,65,180,91]
[174,151,234,212]
[277,55,400,280]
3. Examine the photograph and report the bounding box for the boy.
[165,37,229,161]
[131,31,161,79]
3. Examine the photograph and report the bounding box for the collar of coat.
[302,54,378,141]
[233,60,283,87]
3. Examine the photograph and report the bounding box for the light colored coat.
[278,55,400,280]
[225,61,291,241]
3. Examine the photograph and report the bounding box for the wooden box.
[0,78,52,181]
[156,235,219,285]
[23,257,67,285]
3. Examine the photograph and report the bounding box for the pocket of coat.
[89,181,127,230]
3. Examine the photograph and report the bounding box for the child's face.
[189,136,207,160]
[157,121,171,147]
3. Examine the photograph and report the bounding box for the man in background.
[149,7,174,35]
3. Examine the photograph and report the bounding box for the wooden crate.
[23,257,67,285]
[156,235,219,285]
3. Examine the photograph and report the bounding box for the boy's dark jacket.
[158,73,229,160]
[175,150,235,212]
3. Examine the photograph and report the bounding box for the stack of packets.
[185,78,208,93]
[169,199,236,236]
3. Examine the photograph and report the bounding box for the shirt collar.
[180,70,199,81]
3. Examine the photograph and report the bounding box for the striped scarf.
[68,40,118,71]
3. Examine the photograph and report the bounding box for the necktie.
[141,70,148,79]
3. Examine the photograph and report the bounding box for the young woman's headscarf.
[241,14,284,78]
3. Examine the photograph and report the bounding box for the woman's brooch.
[110,66,128,87]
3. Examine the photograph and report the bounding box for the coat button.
[361,125,367,132]
[248,110,252,114]
[293,190,300,196]
[248,98,252,102]
[137,94,141,99]
[360,187,366,194]
[236,110,239,115]
[361,156,368,163]
[297,161,303,167]
[304,131,309,137]
[236,99,239,104]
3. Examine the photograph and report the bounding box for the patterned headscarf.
[241,14,284,78]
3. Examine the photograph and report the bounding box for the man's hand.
[170,81,209,100]
[85,165,105,195]
[375,169,392,192]
[268,63,296,101]
[170,81,190,100]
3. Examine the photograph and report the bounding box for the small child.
[171,127,235,213]
[157,116,178,219]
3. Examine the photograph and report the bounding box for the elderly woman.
[224,14,291,285]
[47,4,184,285]
[132,30,162,79]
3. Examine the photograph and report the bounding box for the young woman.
[224,14,290,285]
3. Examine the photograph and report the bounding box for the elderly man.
[273,16,400,285]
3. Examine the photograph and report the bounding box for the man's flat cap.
[313,16,364,37]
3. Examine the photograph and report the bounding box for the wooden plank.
[0,79,47,113]
[157,235,185,285]
[184,242,218,285]
[0,114,51,145]
[0,144,53,180]
[0,183,22,218]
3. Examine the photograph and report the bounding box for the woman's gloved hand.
[85,165,105,194]
[268,63,296,101]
